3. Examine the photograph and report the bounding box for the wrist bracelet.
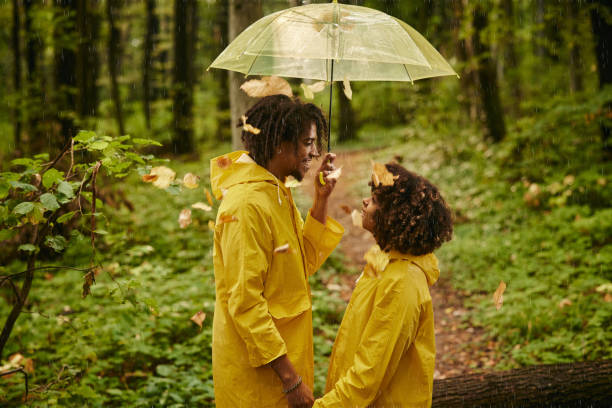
[282,376,302,394]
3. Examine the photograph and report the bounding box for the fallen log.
[432,360,612,407]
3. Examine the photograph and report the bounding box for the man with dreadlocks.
[209,94,344,407]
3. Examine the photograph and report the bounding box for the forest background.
[0,0,611,406]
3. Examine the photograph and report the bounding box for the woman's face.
[361,195,379,233]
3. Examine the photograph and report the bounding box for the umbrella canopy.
[209,2,457,82]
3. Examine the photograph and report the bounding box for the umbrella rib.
[390,17,431,70]
[241,12,288,76]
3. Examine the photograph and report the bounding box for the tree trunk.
[568,1,583,94]
[171,0,197,154]
[472,3,506,143]
[432,360,612,407]
[106,0,125,136]
[12,0,22,153]
[76,0,100,118]
[54,0,78,145]
[590,0,612,156]
[336,82,356,143]
[143,0,159,130]
[501,0,521,112]
[229,0,262,150]
[214,0,230,142]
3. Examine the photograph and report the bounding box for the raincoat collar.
[210,150,290,202]
[363,245,440,286]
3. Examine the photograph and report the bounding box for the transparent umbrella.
[209,0,458,149]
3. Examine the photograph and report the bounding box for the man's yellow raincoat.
[210,151,344,407]
[314,245,440,408]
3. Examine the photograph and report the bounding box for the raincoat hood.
[364,245,440,287]
[210,150,286,200]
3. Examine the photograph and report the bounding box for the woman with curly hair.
[314,162,453,408]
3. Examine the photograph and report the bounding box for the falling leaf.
[190,311,206,329]
[342,77,352,100]
[179,209,192,228]
[300,81,327,99]
[142,174,158,183]
[240,75,293,98]
[241,115,261,135]
[183,173,200,189]
[351,209,362,228]
[327,166,342,180]
[340,205,352,215]
[192,202,212,211]
[217,156,232,169]
[205,189,214,206]
[558,298,572,309]
[148,166,176,189]
[208,220,215,230]
[218,214,238,224]
[326,282,342,291]
[493,281,506,310]
[82,270,95,298]
[274,243,295,254]
[371,161,398,186]
[285,176,301,188]
[364,245,390,275]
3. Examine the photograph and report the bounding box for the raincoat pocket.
[268,294,311,320]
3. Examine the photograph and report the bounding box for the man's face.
[286,123,319,182]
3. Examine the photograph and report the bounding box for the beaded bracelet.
[282,376,302,394]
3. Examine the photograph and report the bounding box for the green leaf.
[45,235,67,252]
[0,229,16,241]
[10,158,35,167]
[94,229,108,235]
[18,244,38,253]
[57,181,74,199]
[13,201,35,215]
[9,180,37,192]
[133,138,163,146]
[89,140,109,150]
[42,168,64,189]
[73,130,96,143]
[40,193,60,211]
[0,181,9,199]
[57,210,77,224]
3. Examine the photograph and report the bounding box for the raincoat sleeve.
[302,210,344,276]
[219,202,287,367]
[313,278,419,408]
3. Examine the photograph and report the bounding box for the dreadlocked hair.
[370,163,453,256]
[239,94,327,167]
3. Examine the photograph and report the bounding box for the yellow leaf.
[493,281,506,310]
[240,76,293,98]
[178,209,192,229]
[190,311,206,329]
[371,161,398,187]
[364,245,390,275]
[183,173,200,189]
[218,214,238,224]
[241,115,261,135]
[149,166,176,189]
[205,189,214,206]
[274,243,295,254]
[300,83,314,100]
[142,174,158,183]
[192,202,212,211]
[558,298,572,309]
[327,166,342,180]
[340,204,352,215]
[300,81,327,99]
[208,220,215,230]
[217,155,232,169]
[342,77,352,100]
[285,176,301,188]
[351,209,362,228]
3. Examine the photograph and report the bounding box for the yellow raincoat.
[210,151,344,407]
[314,245,440,408]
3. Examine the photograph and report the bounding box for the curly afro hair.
[370,163,453,256]
[239,94,327,167]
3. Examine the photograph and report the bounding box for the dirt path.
[301,151,499,379]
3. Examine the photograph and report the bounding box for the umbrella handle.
[327,59,334,152]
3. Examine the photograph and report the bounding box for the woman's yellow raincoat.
[210,151,344,407]
[314,245,440,408]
